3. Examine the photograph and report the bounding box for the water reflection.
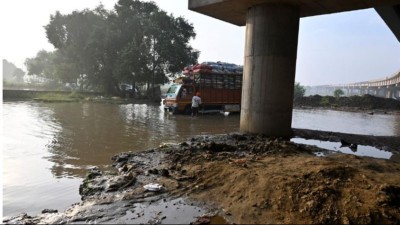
[43,102,241,179]
[292,109,400,136]
[290,138,394,160]
[3,101,81,217]
[46,103,165,177]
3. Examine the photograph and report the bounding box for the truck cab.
[163,83,195,114]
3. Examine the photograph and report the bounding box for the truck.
[163,62,243,114]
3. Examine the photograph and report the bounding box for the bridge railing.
[335,70,400,88]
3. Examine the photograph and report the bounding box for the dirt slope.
[160,134,400,224]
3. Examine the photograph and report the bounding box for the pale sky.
[1,0,399,86]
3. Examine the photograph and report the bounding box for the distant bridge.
[306,70,400,99]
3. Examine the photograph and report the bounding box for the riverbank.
[4,90,399,112]
[5,129,400,224]
[294,94,400,113]
[2,89,159,104]
[3,89,102,101]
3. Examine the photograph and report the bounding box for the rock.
[380,185,400,207]
[86,169,102,180]
[112,153,130,163]
[41,209,58,214]
[106,173,136,192]
[190,216,211,225]
[160,168,170,177]
[148,168,159,175]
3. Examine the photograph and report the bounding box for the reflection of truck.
[163,62,243,114]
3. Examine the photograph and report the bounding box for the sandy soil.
[159,133,400,224]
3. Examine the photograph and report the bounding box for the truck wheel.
[184,105,191,115]
[172,107,178,115]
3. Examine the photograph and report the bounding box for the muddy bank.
[293,128,400,153]
[4,148,226,224]
[5,130,400,224]
[294,94,400,112]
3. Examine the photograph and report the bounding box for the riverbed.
[3,100,400,218]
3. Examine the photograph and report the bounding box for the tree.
[25,50,74,83]
[13,68,25,83]
[3,59,17,82]
[45,6,117,93]
[3,59,25,83]
[111,0,199,96]
[334,89,344,98]
[25,50,54,78]
[145,10,199,89]
[294,82,306,99]
[43,0,199,96]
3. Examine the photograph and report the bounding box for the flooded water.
[291,138,394,159]
[292,109,400,136]
[3,101,400,218]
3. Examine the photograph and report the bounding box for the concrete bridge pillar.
[386,87,395,99]
[240,4,299,136]
[378,88,384,97]
[361,88,367,95]
[396,85,400,99]
[346,88,351,96]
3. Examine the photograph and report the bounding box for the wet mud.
[4,129,400,224]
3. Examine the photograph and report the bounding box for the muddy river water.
[3,101,400,218]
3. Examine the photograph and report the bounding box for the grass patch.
[320,96,331,106]
[36,92,84,102]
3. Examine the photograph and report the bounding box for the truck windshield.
[166,84,181,94]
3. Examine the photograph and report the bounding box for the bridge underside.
[189,0,400,136]
[189,0,400,26]
[189,0,400,40]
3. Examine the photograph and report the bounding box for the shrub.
[334,89,344,98]
[320,96,331,106]
[294,82,306,99]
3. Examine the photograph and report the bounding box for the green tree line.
[3,59,25,84]
[294,82,306,99]
[25,0,199,96]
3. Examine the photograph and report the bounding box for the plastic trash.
[143,183,163,191]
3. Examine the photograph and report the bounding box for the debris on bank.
[4,132,400,224]
[294,94,400,111]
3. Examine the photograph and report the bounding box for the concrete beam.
[375,4,400,42]
[189,0,400,26]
